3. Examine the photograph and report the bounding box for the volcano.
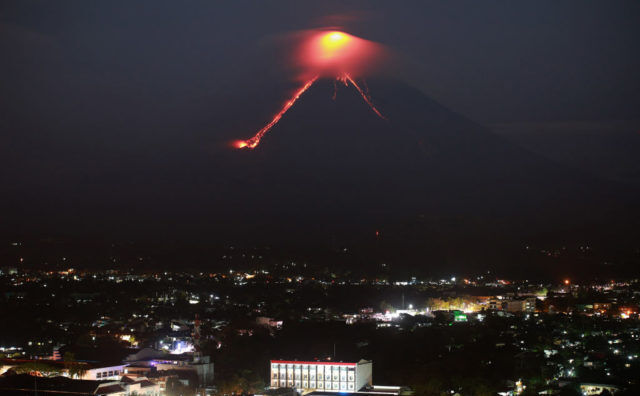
[12,76,636,275]
[205,77,639,272]
[222,78,631,221]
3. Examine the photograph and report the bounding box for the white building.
[81,364,126,380]
[269,360,372,392]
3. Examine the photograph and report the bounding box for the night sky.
[2,1,640,266]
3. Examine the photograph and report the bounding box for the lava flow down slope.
[233,30,387,149]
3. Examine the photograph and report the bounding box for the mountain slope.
[218,79,631,226]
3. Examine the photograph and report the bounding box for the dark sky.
[2,1,640,245]
[3,1,639,123]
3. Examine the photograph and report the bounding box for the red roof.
[97,384,126,394]
[137,380,156,388]
[270,360,356,366]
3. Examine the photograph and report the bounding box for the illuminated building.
[580,383,620,395]
[124,348,214,387]
[82,364,126,380]
[490,297,536,313]
[269,360,372,392]
[453,311,468,322]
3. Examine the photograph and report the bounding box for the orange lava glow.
[235,76,318,149]
[344,73,386,120]
[233,30,387,150]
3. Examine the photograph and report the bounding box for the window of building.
[108,371,113,376]
[96,373,101,378]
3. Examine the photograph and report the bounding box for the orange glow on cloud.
[320,31,351,56]
[296,29,385,79]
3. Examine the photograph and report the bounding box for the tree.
[380,300,395,313]
[216,370,266,396]
[14,362,61,377]
[63,352,87,379]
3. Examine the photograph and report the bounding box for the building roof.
[270,360,371,366]
[120,375,138,384]
[307,391,403,396]
[96,384,126,394]
[120,375,156,388]
[0,374,105,395]
[137,379,156,388]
